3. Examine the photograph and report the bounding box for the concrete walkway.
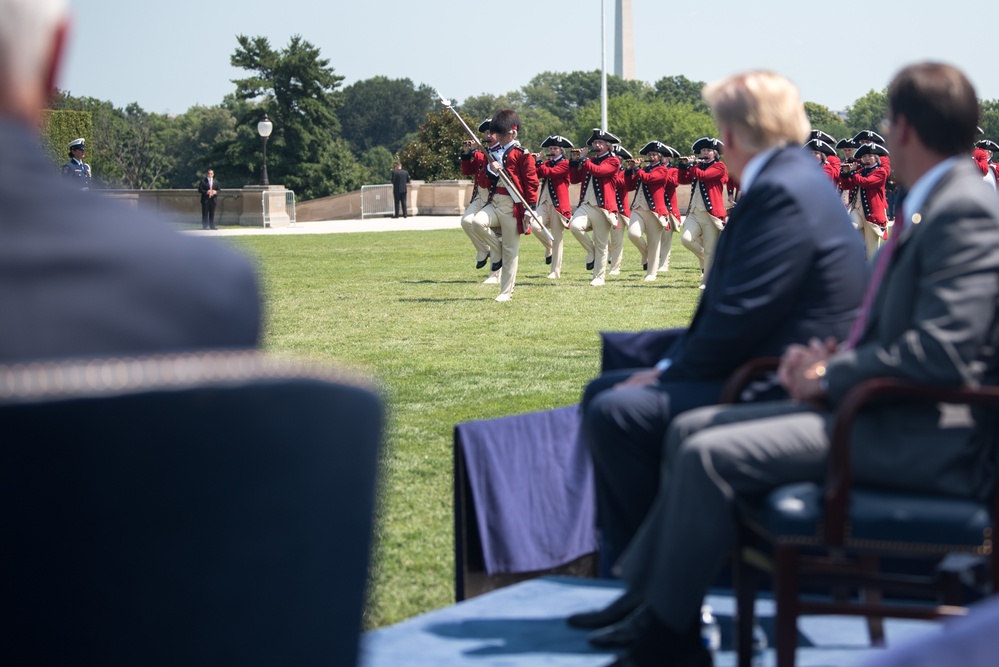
[183,215,462,237]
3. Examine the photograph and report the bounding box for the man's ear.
[720,126,734,152]
[44,18,71,100]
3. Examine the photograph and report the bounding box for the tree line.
[49,34,999,201]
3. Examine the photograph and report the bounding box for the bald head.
[0,0,69,123]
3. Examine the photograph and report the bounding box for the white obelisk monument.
[615,0,634,80]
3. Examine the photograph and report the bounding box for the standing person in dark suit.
[198,169,219,230]
[0,0,261,363]
[566,70,868,661]
[586,62,999,667]
[391,162,410,218]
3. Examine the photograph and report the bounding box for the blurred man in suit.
[594,62,999,667]
[198,168,219,229]
[0,0,261,362]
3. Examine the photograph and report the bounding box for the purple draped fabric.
[455,405,596,575]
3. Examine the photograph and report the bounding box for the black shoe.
[567,588,643,629]
[607,645,712,667]
[609,610,710,667]
[546,255,553,265]
[475,258,489,269]
[392,215,398,219]
[586,261,595,271]
[491,259,503,272]
[588,605,652,649]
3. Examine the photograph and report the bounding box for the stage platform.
[360,576,940,667]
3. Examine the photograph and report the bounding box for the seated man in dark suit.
[600,62,999,667]
[569,70,868,643]
[0,0,260,363]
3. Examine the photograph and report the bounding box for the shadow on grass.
[400,280,485,285]
[397,298,488,303]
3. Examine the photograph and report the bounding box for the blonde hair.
[0,0,67,91]
[702,70,810,153]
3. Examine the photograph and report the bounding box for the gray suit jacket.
[0,119,261,363]
[826,158,999,500]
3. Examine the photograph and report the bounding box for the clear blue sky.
[62,0,999,117]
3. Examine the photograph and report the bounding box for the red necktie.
[843,206,906,349]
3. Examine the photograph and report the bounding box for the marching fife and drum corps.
[455,112,999,302]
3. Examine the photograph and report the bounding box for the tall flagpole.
[600,0,608,131]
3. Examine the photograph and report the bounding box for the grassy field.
[228,227,703,628]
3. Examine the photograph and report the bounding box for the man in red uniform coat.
[677,137,728,289]
[465,110,539,302]
[534,135,574,279]
[609,146,633,276]
[568,129,622,286]
[805,137,840,185]
[840,142,890,257]
[459,119,500,282]
[625,141,680,281]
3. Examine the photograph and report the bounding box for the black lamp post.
[257,114,273,186]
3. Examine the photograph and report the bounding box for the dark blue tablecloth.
[454,405,596,575]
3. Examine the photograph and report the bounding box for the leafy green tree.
[361,146,396,184]
[162,105,238,188]
[979,100,999,144]
[519,71,652,124]
[397,109,469,181]
[803,101,850,142]
[229,34,363,199]
[105,103,175,189]
[571,95,717,156]
[338,77,436,154]
[846,89,889,138]
[653,75,708,112]
[457,92,523,129]
[40,109,92,170]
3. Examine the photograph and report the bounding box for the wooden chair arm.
[719,357,781,404]
[824,379,999,546]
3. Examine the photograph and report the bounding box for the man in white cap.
[677,137,728,289]
[568,128,622,286]
[61,137,91,189]
[533,135,574,278]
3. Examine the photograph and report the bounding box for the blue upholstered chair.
[729,377,999,667]
[0,352,383,666]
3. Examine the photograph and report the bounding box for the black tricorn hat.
[615,146,634,160]
[836,138,859,150]
[662,145,681,159]
[541,135,574,149]
[852,130,886,145]
[809,130,837,145]
[691,136,723,154]
[585,128,621,146]
[805,138,836,157]
[976,139,999,152]
[854,143,890,158]
[477,118,492,132]
[639,140,670,156]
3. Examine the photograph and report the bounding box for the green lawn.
[228,228,703,628]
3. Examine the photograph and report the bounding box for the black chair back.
[0,353,382,666]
